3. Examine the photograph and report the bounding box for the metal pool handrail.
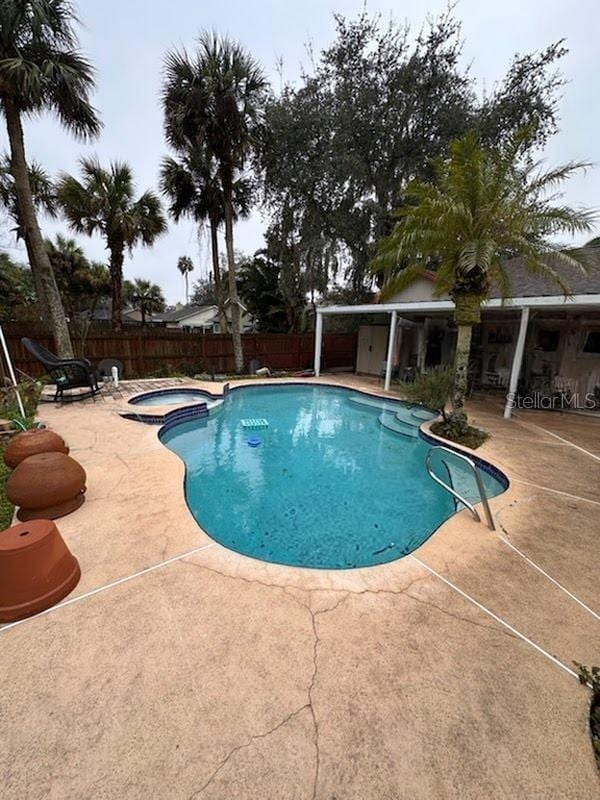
[425,445,496,531]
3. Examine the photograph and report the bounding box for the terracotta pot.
[6,452,87,522]
[3,429,69,469]
[0,519,80,621]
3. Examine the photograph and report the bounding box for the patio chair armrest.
[52,356,92,368]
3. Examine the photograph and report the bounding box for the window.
[536,329,560,352]
[583,331,600,354]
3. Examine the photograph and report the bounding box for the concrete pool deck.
[1,375,599,798]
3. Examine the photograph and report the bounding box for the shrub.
[400,365,489,449]
[148,360,203,379]
[0,379,42,427]
[575,663,600,769]
[399,365,454,419]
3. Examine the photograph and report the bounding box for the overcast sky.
[1,0,598,305]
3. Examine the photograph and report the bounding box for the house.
[87,307,145,326]
[314,248,600,417]
[153,300,255,333]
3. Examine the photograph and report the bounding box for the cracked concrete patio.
[1,376,599,799]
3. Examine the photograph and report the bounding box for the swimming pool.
[161,384,507,569]
[130,388,216,406]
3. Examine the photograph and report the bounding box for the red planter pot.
[3,429,69,469]
[6,452,87,522]
[0,519,81,621]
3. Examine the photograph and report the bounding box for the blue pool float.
[247,436,262,447]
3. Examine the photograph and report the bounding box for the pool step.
[378,412,418,438]
[394,406,437,427]
[348,393,411,414]
[410,407,438,422]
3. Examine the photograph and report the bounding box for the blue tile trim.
[153,380,423,439]
[160,404,209,436]
[418,428,510,490]
[122,401,210,429]
[121,379,507,491]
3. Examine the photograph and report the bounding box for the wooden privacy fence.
[3,325,357,379]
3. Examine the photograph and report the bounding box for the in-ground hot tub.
[129,388,217,407]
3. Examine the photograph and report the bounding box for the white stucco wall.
[166,305,254,332]
[386,277,450,304]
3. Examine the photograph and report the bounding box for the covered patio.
[313,292,600,418]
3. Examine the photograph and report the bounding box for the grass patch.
[0,442,14,531]
[430,419,489,450]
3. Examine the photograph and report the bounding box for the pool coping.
[119,384,227,426]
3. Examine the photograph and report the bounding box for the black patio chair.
[21,338,100,403]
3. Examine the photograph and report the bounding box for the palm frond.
[0,1,101,138]
[372,128,595,306]
[379,265,428,300]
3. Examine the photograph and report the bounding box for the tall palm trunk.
[109,241,124,332]
[452,323,473,410]
[222,177,243,373]
[209,215,228,333]
[452,292,482,411]
[23,234,47,317]
[4,99,73,357]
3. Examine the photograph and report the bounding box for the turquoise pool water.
[161,384,506,569]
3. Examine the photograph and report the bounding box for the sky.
[1,0,599,305]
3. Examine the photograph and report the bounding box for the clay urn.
[0,519,81,621]
[6,452,87,522]
[3,428,69,469]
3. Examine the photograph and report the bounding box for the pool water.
[161,384,506,569]
[132,390,214,406]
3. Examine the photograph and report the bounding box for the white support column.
[0,323,25,418]
[384,310,398,391]
[314,311,323,377]
[503,306,530,419]
[416,324,426,373]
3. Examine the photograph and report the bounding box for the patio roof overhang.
[317,293,600,316]
[313,293,600,420]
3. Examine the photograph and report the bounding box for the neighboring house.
[87,307,144,326]
[153,300,255,333]
[315,248,600,416]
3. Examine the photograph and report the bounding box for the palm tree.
[45,235,110,352]
[0,154,58,310]
[0,252,35,320]
[162,33,267,372]
[45,234,111,318]
[57,157,167,332]
[160,149,253,331]
[0,0,101,356]
[372,131,595,415]
[126,278,165,325]
[176,255,194,304]
[45,234,88,312]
